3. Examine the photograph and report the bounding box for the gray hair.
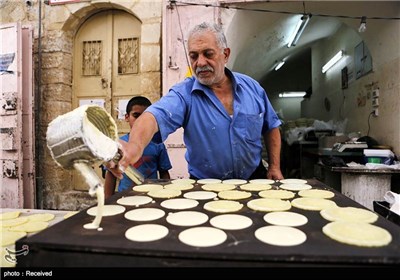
[188,22,227,50]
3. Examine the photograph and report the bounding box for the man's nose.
[197,54,207,66]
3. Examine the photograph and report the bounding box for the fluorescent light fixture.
[358,16,367,33]
[322,50,344,73]
[274,60,285,71]
[279,92,306,98]
[287,14,310,48]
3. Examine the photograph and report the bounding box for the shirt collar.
[191,68,241,95]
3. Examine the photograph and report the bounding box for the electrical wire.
[173,1,400,20]
[173,2,192,76]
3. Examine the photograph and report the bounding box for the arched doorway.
[72,10,142,190]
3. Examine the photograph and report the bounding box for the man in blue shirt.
[104,96,172,198]
[109,22,283,181]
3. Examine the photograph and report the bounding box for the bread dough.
[263,211,308,227]
[279,183,312,191]
[259,190,295,199]
[249,179,275,185]
[87,205,125,216]
[298,189,334,199]
[279,179,308,184]
[183,191,217,200]
[124,208,165,222]
[322,221,392,247]
[132,184,163,193]
[9,221,49,233]
[117,195,153,206]
[1,217,28,228]
[1,230,27,246]
[197,178,221,184]
[0,211,20,220]
[160,198,199,210]
[320,207,378,223]
[171,178,196,184]
[201,183,236,192]
[125,224,169,242]
[164,183,194,191]
[147,189,181,199]
[27,213,55,222]
[222,179,247,185]
[204,200,243,213]
[240,183,272,191]
[210,214,253,230]
[166,211,208,227]
[291,197,337,211]
[179,227,227,247]
[247,198,291,212]
[218,190,251,200]
[255,225,307,246]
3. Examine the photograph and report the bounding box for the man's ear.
[223,47,231,61]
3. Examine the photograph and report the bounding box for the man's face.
[188,31,229,86]
[125,105,147,128]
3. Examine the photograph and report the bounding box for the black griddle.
[16,179,400,267]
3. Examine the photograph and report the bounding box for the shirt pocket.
[236,112,264,142]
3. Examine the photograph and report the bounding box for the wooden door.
[72,10,141,190]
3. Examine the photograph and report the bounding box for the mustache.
[196,66,214,75]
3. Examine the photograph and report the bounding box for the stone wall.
[1,0,162,210]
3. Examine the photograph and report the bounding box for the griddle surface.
[16,179,400,267]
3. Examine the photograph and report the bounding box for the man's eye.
[204,52,214,59]
[189,54,198,60]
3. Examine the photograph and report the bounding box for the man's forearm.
[264,127,281,169]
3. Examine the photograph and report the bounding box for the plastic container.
[363,149,394,165]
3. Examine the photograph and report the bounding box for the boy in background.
[104,96,172,198]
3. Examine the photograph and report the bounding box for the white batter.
[179,227,227,247]
[263,211,308,227]
[116,195,153,206]
[124,208,165,222]
[166,211,209,227]
[160,198,199,210]
[255,225,307,246]
[125,224,169,242]
[183,191,217,200]
[210,214,253,230]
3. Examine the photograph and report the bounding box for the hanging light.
[287,14,311,48]
[358,16,367,32]
[322,50,344,73]
[274,60,285,71]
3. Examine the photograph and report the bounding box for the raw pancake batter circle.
[171,178,196,184]
[166,211,209,226]
[201,183,236,192]
[147,189,182,199]
[179,227,227,247]
[298,189,334,199]
[87,205,126,216]
[204,200,243,213]
[249,179,275,185]
[197,178,221,184]
[183,191,217,200]
[322,221,392,247]
[210,214,253,230]
[320,206,378,223]
[117,195,153,206]
[163,183,194,191]
[132,184,163,193]
[222,179,248,185]
[247,198,291,212]
[160,198,199,210]
[218,190,251,200]
[255,225,307,246]
[258,189,295,199]
[125,224,169,242]
[240,183,272,191]
[291,197,337,211]
[124,208,165,222]
[263,211,308,227]
[279,183,312,191]
[279,179,308,184]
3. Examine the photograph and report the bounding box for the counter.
[15,179,400,267]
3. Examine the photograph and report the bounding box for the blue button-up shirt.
[146,68,281,179]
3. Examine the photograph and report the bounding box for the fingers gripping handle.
[113,150,145,185]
